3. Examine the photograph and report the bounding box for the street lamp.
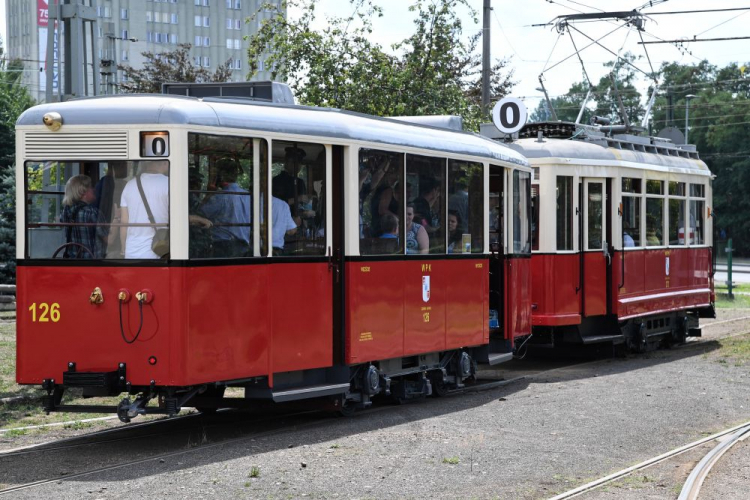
[685,94,697,144]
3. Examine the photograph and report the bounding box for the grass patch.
[715,293,750,309]
[248,466,261,478]
[714,335,750,366]
[442,456,460,465]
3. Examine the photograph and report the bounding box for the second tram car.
[15,84,532,420]
[483,121,715,351]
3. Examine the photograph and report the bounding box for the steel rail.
[678,423,750,500]
[548,420,750,500]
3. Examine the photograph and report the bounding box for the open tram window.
[448,159,483,254]
[271,140,326,256]
[188,133,256,259]
[406,154,446,254]
[358,149,404,256]
[512,170,531,255]
[689,183,706,245]
[621,177,642,248]
[556,176,574,251]
[645,180,664,247]
[25,160,168,260]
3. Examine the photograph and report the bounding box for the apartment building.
[4,0,284,102]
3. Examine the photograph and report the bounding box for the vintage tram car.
[482,121,715,351]
[15,84,532,420]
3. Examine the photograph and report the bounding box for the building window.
[171,13,178,24]
[204,16,210,27]
[204,36,210,46]
[170,34,178,44]
[147,11,153,22]
[235,19,242,30]
[122,50,129,61]
[203,56,210,67]
[121,9,128,20]
[195,15,201,26]
[121,30,129,40]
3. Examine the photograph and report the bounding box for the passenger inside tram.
[60,174,111,259]
[202,158,251,258]
[405,203,429,254]
[446,210,463,253]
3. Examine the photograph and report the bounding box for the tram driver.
[60,175,112,259]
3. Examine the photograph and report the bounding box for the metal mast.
[481,0,491,115]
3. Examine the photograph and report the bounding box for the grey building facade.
[4,0,283,102]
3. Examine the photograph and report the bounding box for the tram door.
[582,178,609,316]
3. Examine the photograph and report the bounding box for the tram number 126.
[28,303,61,323]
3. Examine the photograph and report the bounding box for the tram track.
[548,420,750,500]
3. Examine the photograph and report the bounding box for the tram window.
[622,195,641,248]
[690,199,705,245]
[669,181,685,196]
[271,140,326,256]
[448,159,483,254]
[556,176,574,251]
[646,180,663,195]
[25,160,168,260]
[406,154,446,254]
[690,183,705,198]
[587,182,604,250]
[669,199,686,245]
[646,198,664,246]
[188,133,255,259]
[512,170,531,254]
[531,184,539,251]
[359,149,404,256]
[622,178,642,193]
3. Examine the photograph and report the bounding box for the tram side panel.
[530,254,581,326]
[185,265,270,385]
[16,266,174,386]
[345,259,489,365]
[612,248,712,319]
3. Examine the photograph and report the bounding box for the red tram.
[15,83,532,420]
[483,121,715,352]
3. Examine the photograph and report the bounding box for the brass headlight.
[42,112,63,131]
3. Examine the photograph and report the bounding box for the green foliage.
[118,44,234,94]
[531,53,645,125]
[0,39,36,283]
[245,0,515,130]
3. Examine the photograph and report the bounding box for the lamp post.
[685,94,697,144]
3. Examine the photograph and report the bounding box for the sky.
[2,0,748,113]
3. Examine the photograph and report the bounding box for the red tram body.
[483,121,714,351]
[15,85,532,419]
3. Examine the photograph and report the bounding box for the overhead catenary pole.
[481,0,491,116]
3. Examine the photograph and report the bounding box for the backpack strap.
[135,174,156,226]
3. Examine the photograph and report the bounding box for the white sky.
[2,1,748,110]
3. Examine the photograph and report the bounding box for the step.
[581,334,625,345]
[271,382,350,403]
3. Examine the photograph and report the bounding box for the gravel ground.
[1,310,748,499]
[4,315,749,499]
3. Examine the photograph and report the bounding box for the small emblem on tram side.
[422,276,431,302]
[665,256,670,276]
[359,332,373,342]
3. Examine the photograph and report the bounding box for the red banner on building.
[38,0,49,27]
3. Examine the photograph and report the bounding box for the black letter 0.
[152,137,166,156]
[500,102,520,129]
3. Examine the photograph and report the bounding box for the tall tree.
[245,0,515,130]
[118,44,233,94]
[0,40,36,283]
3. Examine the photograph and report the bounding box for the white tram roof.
[17,95,529,168]
[506,137,710,176]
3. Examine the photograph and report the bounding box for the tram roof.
[17,95,529,168]
[506,137,710,175]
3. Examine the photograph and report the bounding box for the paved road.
[2,311,748,499]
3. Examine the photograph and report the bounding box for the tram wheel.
[338,401,357,417]
[430,373,449,397]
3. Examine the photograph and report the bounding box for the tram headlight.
[42,112,63,131]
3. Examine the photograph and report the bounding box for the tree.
[0,39,36,283]
[245,0,515,130]
[118,44,233,94]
